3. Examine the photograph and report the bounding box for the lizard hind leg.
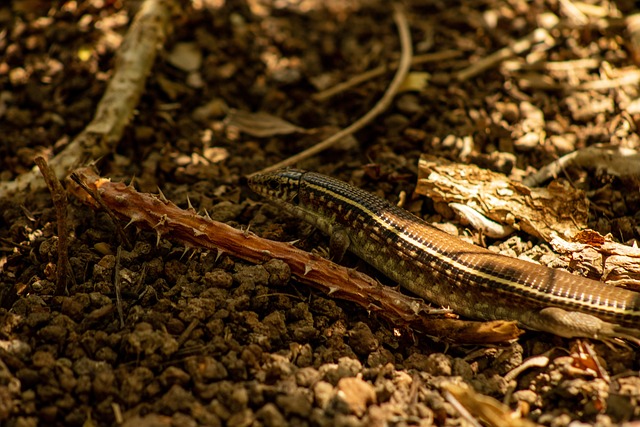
[527,307,640,344]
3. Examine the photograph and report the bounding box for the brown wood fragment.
[550,230,640,290]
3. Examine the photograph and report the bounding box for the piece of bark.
[416,154,588,241]
[550,230,640,290]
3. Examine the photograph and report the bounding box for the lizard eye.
[267,179,281,194]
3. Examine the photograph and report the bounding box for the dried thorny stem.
[69,173,131,248]
[68,167,523,344]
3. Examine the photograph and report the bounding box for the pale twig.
[523,144,640,187]
[501,58,600,72]
[558,0,588,26]
[251,3,413,176]
[456,28,554,82]
[516,68,640,92]
[577,70,640,90]
[313,50,460,102]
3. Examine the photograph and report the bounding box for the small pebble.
[336,376,376,417]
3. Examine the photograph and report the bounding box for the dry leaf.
[225,109,306,138]
[397,71,430,92]
[443,382,539,427]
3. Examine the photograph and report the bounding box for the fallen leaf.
[225,109,306,137]
[398,72,430,92]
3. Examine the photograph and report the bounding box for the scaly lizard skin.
[249,169,640,342]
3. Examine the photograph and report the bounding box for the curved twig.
[251,3,413,176]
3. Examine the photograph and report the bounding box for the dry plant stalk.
[34,156,70,295]
[456,28,555,82]
[67,167,523,344]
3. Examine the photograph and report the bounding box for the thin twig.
[559,0,588,26]
[251,3,413,176]
[0,237,32,251]
[114,246,125,328]
[456,28,554,82]
[177,319,200,348]
[313,50,460,102]
[500,57,600,72]
[34,156,70,295]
